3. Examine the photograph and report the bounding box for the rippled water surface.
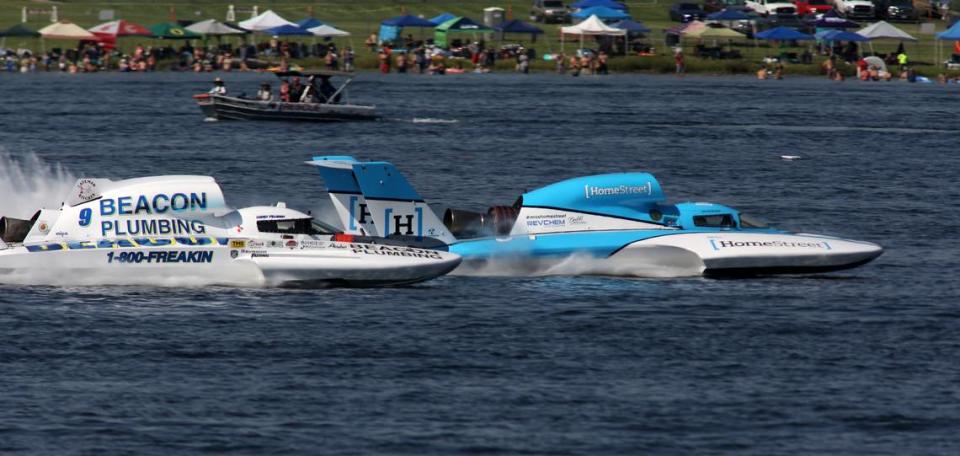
[1,72,959,455]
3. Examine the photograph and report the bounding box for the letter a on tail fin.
[307,156,379,236]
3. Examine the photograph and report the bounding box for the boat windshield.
[693,214,735,228]
[739,213,769,228]
[257,218,337,235]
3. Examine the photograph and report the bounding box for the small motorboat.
[0,174,459,287]
[193,70,377,122]
[309,156,883,277]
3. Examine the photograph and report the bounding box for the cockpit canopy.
[674,202,771,230]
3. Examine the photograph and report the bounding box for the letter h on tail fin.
[308,156,456,244]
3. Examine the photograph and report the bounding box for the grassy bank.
[1,1,957,77]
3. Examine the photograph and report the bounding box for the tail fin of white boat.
[308,156,456,243]
[307,156,379,236]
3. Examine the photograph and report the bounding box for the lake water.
[1,72,959,455]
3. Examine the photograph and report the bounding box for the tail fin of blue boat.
[308,156,456,243]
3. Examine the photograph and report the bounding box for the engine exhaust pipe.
[0,211,39,243]
[443,206,519,238]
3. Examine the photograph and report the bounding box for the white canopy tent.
[38,21,96,40]
[857,21,917,41]
[187,19,245,36]
[308,25,351,38]
[238,10,296,31]
[560,15,627,54]
[857,21,917,55]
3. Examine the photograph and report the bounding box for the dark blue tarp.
[707,9,752,21]
[265,24,313,36]
[755,26,814,40]
[809,10,859,29]
[612,20,651,33]
[296,18,325,29]
[494,19,544,34]
[936,21,960,40]
[429,13,457,25]
[819,30,869,42]
[571,0,627,11]
[381,15,436,27]
[571,6,631,20]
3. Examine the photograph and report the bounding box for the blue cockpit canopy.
[521,173,667,221]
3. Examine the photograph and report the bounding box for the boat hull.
[449,231,882,278]
[196,95,377,122]
[0,239,460,287]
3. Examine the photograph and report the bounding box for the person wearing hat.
[208,77,227,95]
[257,82,273,102]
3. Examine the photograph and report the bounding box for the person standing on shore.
[556,53,567,74]
[675,49,685,75]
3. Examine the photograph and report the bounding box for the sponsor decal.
[106,250,214,264]
[567,215,586,225]
[229,239,247,249]
[38,221,50,233]
[25,237,229,252]
[230,250,239,259]
[285,240,298,249]
[709,239,832,251]
[526,213,566,228]
[583,182,653,199]
[97,192,209,237]
[247,240,265,248]
[351,244,443,260]
[77,179,98,202]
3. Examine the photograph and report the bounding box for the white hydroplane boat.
[0,175,460,287]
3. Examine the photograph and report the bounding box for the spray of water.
[452,246,705,278]
[0,150,77,219]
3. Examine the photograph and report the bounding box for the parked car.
[704,0,747,13]
[793,0,834,15]
[834,0,875,19]
[875,0,918,21]
[670,3,708,22]
[532,0,570,23]
[746,0,800,16]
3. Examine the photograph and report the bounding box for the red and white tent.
[88,20,152,37]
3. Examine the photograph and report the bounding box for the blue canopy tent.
[429,13,458,25]
[816,30,869,42]
[265,24,313,36]
[494,19,544,42]
[571,0,628,11]
[755,26,814,41]
[612,19,651,34]
[296,18,325,29]
[571,6,631,21]
[935,21,960,67]
[707,9,752,21]
[379,15,436,46]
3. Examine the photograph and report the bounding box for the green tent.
[149,22,200,39]
[0,24,41,38]
[434,17,492,48]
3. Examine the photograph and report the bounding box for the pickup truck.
[833,0,875,19]
[746,0,800,16]
[793,0,834,15]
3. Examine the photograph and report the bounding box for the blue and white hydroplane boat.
[0,175,460,287]
[310,156,883,277]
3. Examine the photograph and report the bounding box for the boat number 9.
[79,208,92,227]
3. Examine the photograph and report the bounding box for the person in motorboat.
[209,77,227,95]
[289,76,303,103]
[257,82,273,102]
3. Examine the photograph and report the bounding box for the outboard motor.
[0,211,39,243]
[443,206,519,238]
